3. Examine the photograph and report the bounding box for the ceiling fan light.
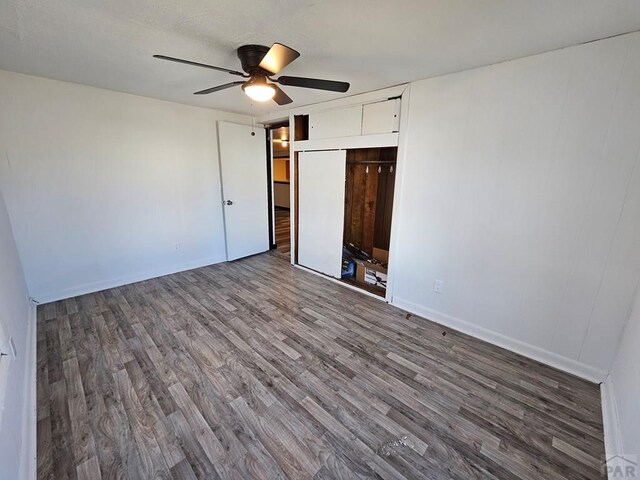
[242,81,276,102]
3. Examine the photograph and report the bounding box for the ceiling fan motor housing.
[237,45,271,75]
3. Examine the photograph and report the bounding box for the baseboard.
[391,297,607,383]
[601,374,623,466]
[33,255,227,304]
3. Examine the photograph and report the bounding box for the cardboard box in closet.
[355,248,389,289]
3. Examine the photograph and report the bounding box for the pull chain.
[250,101,255,136]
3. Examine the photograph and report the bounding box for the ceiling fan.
[154,43,350,105]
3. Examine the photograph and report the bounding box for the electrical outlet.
[175,242,181,251]
[433,279,444,294]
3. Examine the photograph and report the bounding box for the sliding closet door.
[298,150,346,278]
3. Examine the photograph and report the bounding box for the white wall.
[274,182,291,209]
[0,70,251,302]
[606,284,640,459]
[0,189,35,480]
[392,31,640,379]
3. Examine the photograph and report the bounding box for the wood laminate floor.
[275,208,290,254]
[37,252,605,479]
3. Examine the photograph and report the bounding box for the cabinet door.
[362,99,400,134]
[308,106,362,139]
[298,150,346,278]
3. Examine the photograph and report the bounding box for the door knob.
[224,200,233,205]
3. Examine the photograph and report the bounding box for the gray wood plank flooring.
[275,208,290,254]
[37,251,605,479]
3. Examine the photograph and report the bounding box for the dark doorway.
[269,123,291,254]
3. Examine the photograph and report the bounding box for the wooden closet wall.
[343,147,397,255]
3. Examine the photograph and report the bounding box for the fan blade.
[258,43,300,75]
[272,85,293,105]
[154,55,245,76]
[277,76,349,93]
[194,82,244,95]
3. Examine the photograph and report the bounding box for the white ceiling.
[2,0,640,115]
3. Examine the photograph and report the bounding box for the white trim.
[269,129,276,246]
[384,84,411,304]
[293,133,399,152]
[392,296,607,383]
[256,113,290,126]
[288,113,295,265]
[601,374,623,473]
[289,84,408,116]
[293,264,387,302]
[33,255,227,303]
[257,85,408,125]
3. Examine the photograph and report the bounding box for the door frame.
[265,127,275,250]
[264,120,290,249]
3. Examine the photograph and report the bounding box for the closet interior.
[341,147,397,296]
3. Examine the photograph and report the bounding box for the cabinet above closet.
[309,105,363,139]
[294,98,400,149]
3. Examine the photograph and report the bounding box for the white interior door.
[218,121,269,261]
[298,150,346,277]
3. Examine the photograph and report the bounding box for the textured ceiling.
[2,0,640,115]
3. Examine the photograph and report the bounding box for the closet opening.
[340,147,397,297]
[294,146,397,299]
